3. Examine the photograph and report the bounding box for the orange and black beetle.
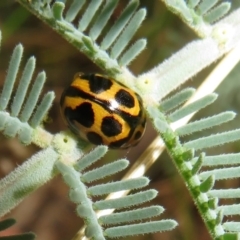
[60,73,146,148]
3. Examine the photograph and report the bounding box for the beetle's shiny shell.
[60,73,146,149]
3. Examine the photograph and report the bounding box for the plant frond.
[74,145,108,171]
[202,2,231,24]
[56,146,177,239]
[99,206,163,225]
[88,177,149,196]
[168,93,217,122]
[176,112,235,136]
[89,0,118,41]
[0,39,54,145]
[4,1,240,240]
[197,0,218,15]
[105,220,177,238]
[20,71,46,122]
[0,218,35,240]
[146,84,240,239]
[18,0,146,76]
[198,153,240,166]
[184,129,240,150]
[94,189,157,210]
[100,0,139,50]
[138,38,221,102]
[110,8,145,60]
[81,159,129,183]
[161,88,196,112]
[209,189,240,199]
[137,7,240,105]
[161,0,231,36]
[0,218,16,231]
[223,222,240,233]
[200,166,240,181]
[188,0,200,9]
[0,148,58,217]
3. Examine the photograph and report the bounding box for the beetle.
[60,73,146,148]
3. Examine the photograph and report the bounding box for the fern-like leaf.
[56,146,177,240]
[162,0,231,36]
[0,37,54,145]
[147,86,240,239]
[18,0,146,76]
[0,218,35,240]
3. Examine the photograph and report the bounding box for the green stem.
[152,111,223,239]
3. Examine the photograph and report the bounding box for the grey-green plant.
[0,218,35,240]
[0,0,240,239]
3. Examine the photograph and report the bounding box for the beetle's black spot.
[82,74,113,94]
[109,138,128,148]
[115,89,135,108]
[70,102,94,128]
[134,131,142,140]
[87,132,103,145]
[63,86,83,98]
[101,116,122,137]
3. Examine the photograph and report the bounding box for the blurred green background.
[0,1,240,240]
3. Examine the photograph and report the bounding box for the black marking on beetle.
[109,137,130,148]
[101,116,122,137]
[63,85,90,100]
[109,121,142,148]
[64,86,142,129]
[134,131,142,140]
[81,74,113,94]
[115,89,135,108]
[64,102,94,128]
[75,102,94,127]
[87,131,103,145]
